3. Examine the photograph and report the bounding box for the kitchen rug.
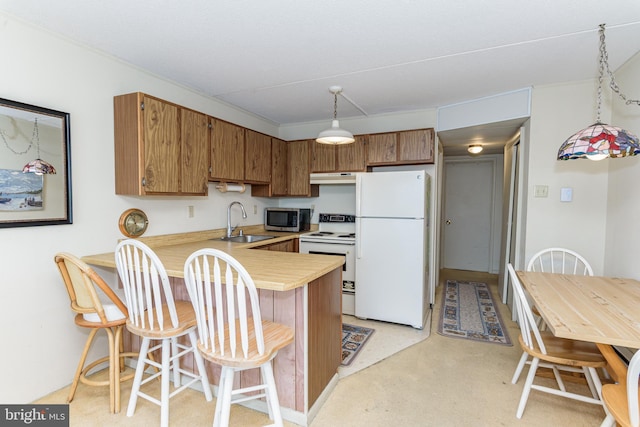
[437,280,512,346]
[342,323,375,366]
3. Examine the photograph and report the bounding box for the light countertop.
[82,226,343,292]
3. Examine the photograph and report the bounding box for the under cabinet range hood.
[309,172,357,184]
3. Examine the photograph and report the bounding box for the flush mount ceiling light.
[558,24,640,161]
[316,86,355,145]
[468,144,483,154]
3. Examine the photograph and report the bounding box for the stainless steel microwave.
[264,208,311,232]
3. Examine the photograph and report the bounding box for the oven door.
[299,240,355,286]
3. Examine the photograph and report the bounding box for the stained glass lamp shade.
[558,24,640,161]
[22,158,56,175]
[558,122,640,160]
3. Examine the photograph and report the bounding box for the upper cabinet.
[113,91,435,198]
[244,129,271,184]
[366,128,434,166]
[288,140,318,197]
[209,118,245,182]
[311,135,367,173]
[252,139,319,198]
[114,92,208,196]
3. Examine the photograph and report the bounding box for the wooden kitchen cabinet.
[252,139,319,198]
[311,141,335,172]
[288,140,317,196]
[270,137,288,196]
[255,238,298,253]
[366,128,434,166]
[180,108,210,194]
[244,129,271,184]
[311,135,367,173]
[209,118,245,182]
[336,135,367,171]
[114,92,208,196]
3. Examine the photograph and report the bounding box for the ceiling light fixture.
[468,144,483,154]
[316,86,355,145]
[558,24,640,161]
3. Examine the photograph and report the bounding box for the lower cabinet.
[255,238,298,253]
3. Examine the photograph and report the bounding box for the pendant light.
[22,118,56,175]
[316,86,355,145]
[558,24,640,161]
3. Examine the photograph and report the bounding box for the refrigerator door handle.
[355,173,362,216]
[356,219,362,259]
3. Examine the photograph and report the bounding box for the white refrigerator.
[355,170,430,329]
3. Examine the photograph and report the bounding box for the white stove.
[299,213,356,315]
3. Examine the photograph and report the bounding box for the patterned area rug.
[342,323,375,366]
[437,280,512,346]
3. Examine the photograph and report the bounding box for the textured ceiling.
[1,1,640,154]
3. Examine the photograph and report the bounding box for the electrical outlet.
[188,205,194,218]
[253,205,257,214]
[534,185,548,198]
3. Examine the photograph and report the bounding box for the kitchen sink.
[217,234,275,243]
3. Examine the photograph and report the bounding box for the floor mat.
[341,323,375,366]
[437,280,512,346]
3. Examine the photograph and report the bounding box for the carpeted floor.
[33,269,608,426]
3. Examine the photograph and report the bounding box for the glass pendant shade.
[23,158,56,175]
[316,119,355,145]
[558,24,640,161]
[557,122,640,161]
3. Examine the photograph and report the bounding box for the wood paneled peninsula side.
[82,228,343,426]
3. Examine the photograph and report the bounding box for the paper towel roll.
[215,182,246,193]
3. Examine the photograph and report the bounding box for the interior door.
[442,159,494,271]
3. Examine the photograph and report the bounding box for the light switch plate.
[560,187,573,202]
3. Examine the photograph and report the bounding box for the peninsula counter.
[82,231,343,426]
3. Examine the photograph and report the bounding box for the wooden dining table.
[516,271,640,349]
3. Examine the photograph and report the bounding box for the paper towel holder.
[215,182,246,193]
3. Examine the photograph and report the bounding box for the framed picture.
[0,98,72,227]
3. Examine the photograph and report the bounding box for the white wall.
[524,80,610,275]
[605,52,640,278]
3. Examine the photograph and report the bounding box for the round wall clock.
[118,208,148,238]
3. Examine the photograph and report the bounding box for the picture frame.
[0,98,72,228]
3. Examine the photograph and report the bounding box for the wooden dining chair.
[506,263,606,419]
[511,247,595,384]
[600,344,640,427]
[115,239,212,427]
[54,252,137,413]
[183,248,294,427]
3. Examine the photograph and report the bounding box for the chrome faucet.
[226,201,247,237]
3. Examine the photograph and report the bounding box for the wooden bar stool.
[55,252,137,413]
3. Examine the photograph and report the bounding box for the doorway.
[441,157,502,273]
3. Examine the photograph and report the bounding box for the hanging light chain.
[0,117,36,155]
[599,24,640,109]
[333,93,338,120]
